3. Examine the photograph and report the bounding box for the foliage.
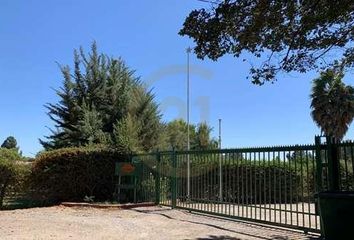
[113,114,142,153]
[179,0,354,85]
[310,69,354,140]
[195,122,218,150]
[162,119,194,150]
[30,147,129,203]
[0,148,23,209]
[159,119,218,151]
[1,136,18,149]
[40,42,162,153]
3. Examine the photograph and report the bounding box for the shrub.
[30,147,129,203]
[0,148,23,209]
[178,163,300,204]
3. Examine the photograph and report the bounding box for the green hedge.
[177,164,301,204]
[30,147,129,203]
[0,148,28,209]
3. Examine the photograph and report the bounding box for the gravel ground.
[0,206,320,240]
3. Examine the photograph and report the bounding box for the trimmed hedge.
[0,159,17,208]
[187,164,301,204]
[175,164,301,204]
[30,147,129,203]
[0,148,25,209]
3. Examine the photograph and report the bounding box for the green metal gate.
[134,138,354,234]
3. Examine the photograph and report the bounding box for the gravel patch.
[0,206,320,240]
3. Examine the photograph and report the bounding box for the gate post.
[326,136,340,191]
[171,150,177,208]
[315,136,323,193]
[155,151,161,205]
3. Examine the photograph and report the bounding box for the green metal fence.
[133,138,354,234]
[317,138,354,192]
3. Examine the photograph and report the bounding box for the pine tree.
[40,42,162,153]
[112,114,142,153]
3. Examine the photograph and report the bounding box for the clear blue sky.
[1,0,353,156]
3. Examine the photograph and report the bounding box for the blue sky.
[0,0,352,156]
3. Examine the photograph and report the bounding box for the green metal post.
[155,152,161,205]
[326,136,340,191]
[315,136,323,193]
[171,151,177,208]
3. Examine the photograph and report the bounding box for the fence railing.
[133,137,354,234]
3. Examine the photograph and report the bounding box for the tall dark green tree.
[180,1,354,85]
[41,43,162,152]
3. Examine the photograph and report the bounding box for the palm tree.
[310,69,354,141]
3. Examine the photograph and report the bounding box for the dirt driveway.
[0,206,320,240]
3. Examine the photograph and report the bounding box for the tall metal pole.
[186,47,191,201]
[218,119,222,201]
[218,119,222,149]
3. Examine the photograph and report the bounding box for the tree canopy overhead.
[180,0,354,85]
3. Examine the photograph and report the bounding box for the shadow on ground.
[132,208,322,240]
[190,235,241,240]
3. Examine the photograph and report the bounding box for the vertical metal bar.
[300,150,305,228]
[312,149,318,231]
[343,145,349,191]
[231,152,235,216]
[250,152,254,219]
[191,153,194,210]
[241,152,244,217]
[283,151,287,225]
[268,151,271,222]
[315,136,323,193]
[324,149,329,190]
[155,153,161,205]
[215,153,219,213]
[252,151,256,219]
[198,154,201,211]
[219,151,223,203]
[184,154,187,208]
[306,150,311,230]
[186,48,191,202]
[294,150,299,227]
[228,153,231,216]
[289,150,293,227]
[171,151,177,208]
[176,155,179,207]
[203,153,207,211]
[273,151,277,224]
[258,151,262,221]
[327,137,340,191]
[237,152,240,217]
[278,151,281,224]
[243,152,246,218]
[208,153,211,212]
[246,152,249,219]
[351,144,354,189]
[212,153,214,209]
[263,151,266,221]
